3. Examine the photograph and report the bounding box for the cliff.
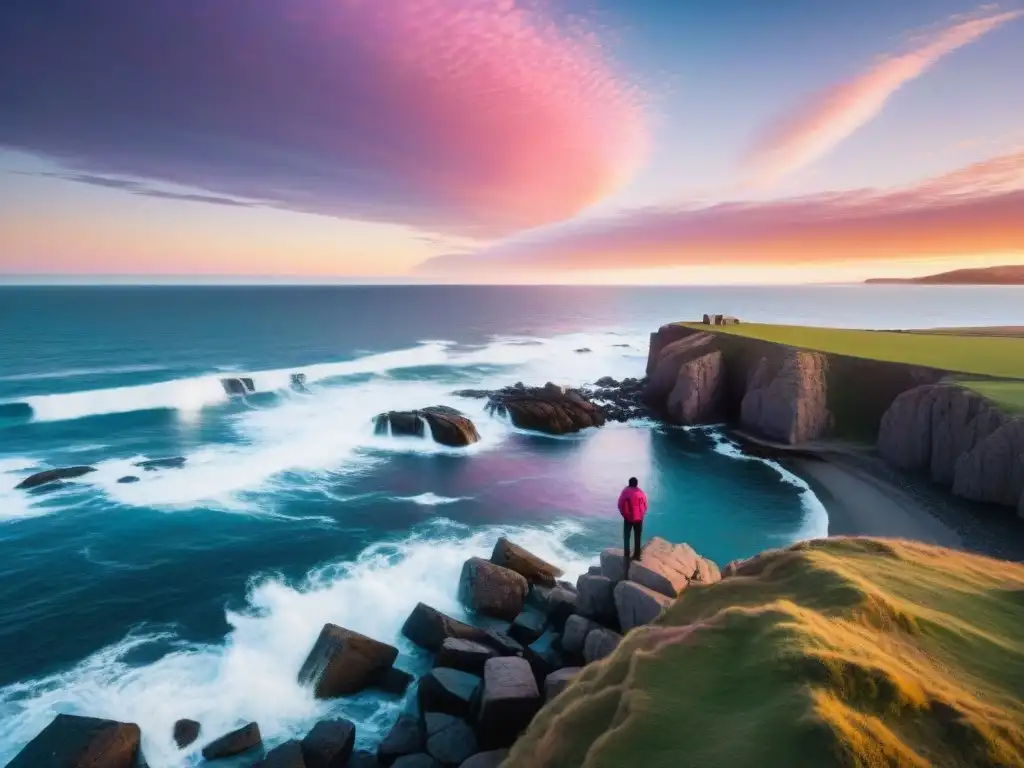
[503,537,1024,768]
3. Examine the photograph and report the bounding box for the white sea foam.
[0,457,50,522]
[393,493,466,506]
[0,520,594,768]
[705,429,830,540]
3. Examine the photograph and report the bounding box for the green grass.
[960,380,1024,415]
[682,323,1024,379]
[505,538,1024,768]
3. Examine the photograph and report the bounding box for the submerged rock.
[173,718,201,749]
[16,465,96,490]
[485,382,606,434]
[117,475,140,484]
[297,623,399,698]
[375,406,480,447]
[221,377,255,396]
[8,713,140,768]
[134,456,187,471]
[201,722,262,760]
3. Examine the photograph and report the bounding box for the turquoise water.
[1,285,1020,766]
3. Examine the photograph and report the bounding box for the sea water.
[1,285,1020,766]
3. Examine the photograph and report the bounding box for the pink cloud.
[419,149,1024,274]
[746,8,1021,186]
[0,0,648,237]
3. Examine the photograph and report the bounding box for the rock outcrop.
[953,419,1024,508]
[475,657,542,750]
[379,715,424,765]
[614,580,672,632]
[257,740,306,767]
[582,628,621,664]
[740,350,830,444]
[173,718,201,749]
[543,667,580,701]
[221,377,255,396]
[419,668,482,718]
[424,713,477,766]
[435,638,498,675]
[7,714,141,768]
[16,465,96,490]
[375,407,480,447]
[484,383,606,434]
[401,603,489,652]
[298,624,399,698]
[490,538,563,587]
[134,456,187,471]
[644,332,725,424]
[202,722,262,760]
[301,719,356,768]
[458,558,529,620]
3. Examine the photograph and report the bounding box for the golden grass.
[503,538,1024,768]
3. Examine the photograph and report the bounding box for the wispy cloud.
[419,149,1024,275]
[0,0,648,237]
[28,173,259,207]
[746,7,1022,186]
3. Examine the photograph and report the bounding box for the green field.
[685,323,1024,414]
[505,538,1024,768]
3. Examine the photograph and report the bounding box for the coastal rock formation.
[626,537,700,597]
[7,714,141,768]
[134,456,187,471]
[509,608,547,646]
[301,719,356,768]
[544,667,580,701]
[475,657,542,750]
[614,580,672,632]
[458,558,528,620]
[424,713,477,766]
[740,350,830,444]
[646,323,701,377]
[379,715,424,765]
[419,668,482,718]
[202,722,262,760]
[375,406,480,447]
[372,666,415,695]
[953,419,1024,507]
[484,383,606,434]
[490,538,563,587]
[435,638,498,676]
[561,615,600,656]
[575,574,616,625]
[257,740,306,767]
[644,332,725,424]
[393,755,439,768]
[401,603,489,652]
[173,718,201,748]
[583,376,647,422]
[523,630,564,680]
[582,627,621,664]
[221,377,255,396]
[16,465,96,489]
[298,624,399,698]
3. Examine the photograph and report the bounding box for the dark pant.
[623,519,643,559]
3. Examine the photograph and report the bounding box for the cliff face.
[739,350,830,444]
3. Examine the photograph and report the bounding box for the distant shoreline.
[865,264,1024,285]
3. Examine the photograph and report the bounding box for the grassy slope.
[683,323,1024,415]
[504,538,1024,768]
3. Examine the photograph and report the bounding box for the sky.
[0,0,1022,284]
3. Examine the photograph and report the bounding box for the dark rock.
[575,574,616,625]
[350,751,382,768]
[556,579,577,594]
[583,628,622,664]
[877,385,936,471]
[458,750,509,768]
[117,475,140,484]
[374,407,480,447]
[392,756,440,768]
[16,466,96,490]
[544,667,581,701]
[301,718,355,768]
[524,630,564,681]
[254,739,305,767]
[526,583,553,612]
[458,558,528,620]
[134,456,187,471]
[435,638,497,676]
[587,565,603,576]
[953,418,1024,507]
[475,657,542,750]
[424,713,477,766]
[173,718,201,749]
[291,373,308,391]
[545,586,577,631]
[599,548,630,582]
[221,377,256,396]
[7,713,140,768]
[297,624,399,698]
[401,603,489,652]
[418,668,482,717]
[481,629,524,657]
[371,666,415,696]
[378,715,424,766]
[202,722,262,760]
[574,348,592,353]
[560,615,600,656]
[508,608,546,646]
[485,383,605,435]
[614,580,672,632]
[490,537,563,587]
[595,376,618,387]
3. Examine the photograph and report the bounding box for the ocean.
[1,284,1021,766]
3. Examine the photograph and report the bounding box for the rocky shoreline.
[11,537,722,767]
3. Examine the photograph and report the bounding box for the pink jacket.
[618,486,648,523]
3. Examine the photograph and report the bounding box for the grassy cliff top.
[505,538,1024,768]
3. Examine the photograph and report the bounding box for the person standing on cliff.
[618,477,648,561]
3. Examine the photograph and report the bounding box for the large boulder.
[544,667,581,701]
[435,638,498,676]
[378,715,424,766]
[255,740,305,767]
[560,615,600,656]
[298,624,399,698]
[173,718,201,748]
[482,629,524,657]
[419,668,482,718]
[301,719,356,768]
[201,722,262,760]
[523,630,564,681]
[582,628,622,664]
[371,666,415,696]
[401,603,489,652]
[575,574,616,625]
[544,586,577,630]
[740,350,830,445]
[15,466,96,490]
[626,538,700,598]
[508,608,547,646]
[485,383,605,434]
[7,714,140,768]
[952,418,1024,507]
[489,538,563,587]
[424,713,477,767]
[614,580,672,632]
[475,657,542,750]
[458,558,528,620]
[599,548,630,582]
[375,407,480,447]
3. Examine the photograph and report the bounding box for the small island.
[865,264,1024,285]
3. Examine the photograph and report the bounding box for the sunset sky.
[1,0,1022,284]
